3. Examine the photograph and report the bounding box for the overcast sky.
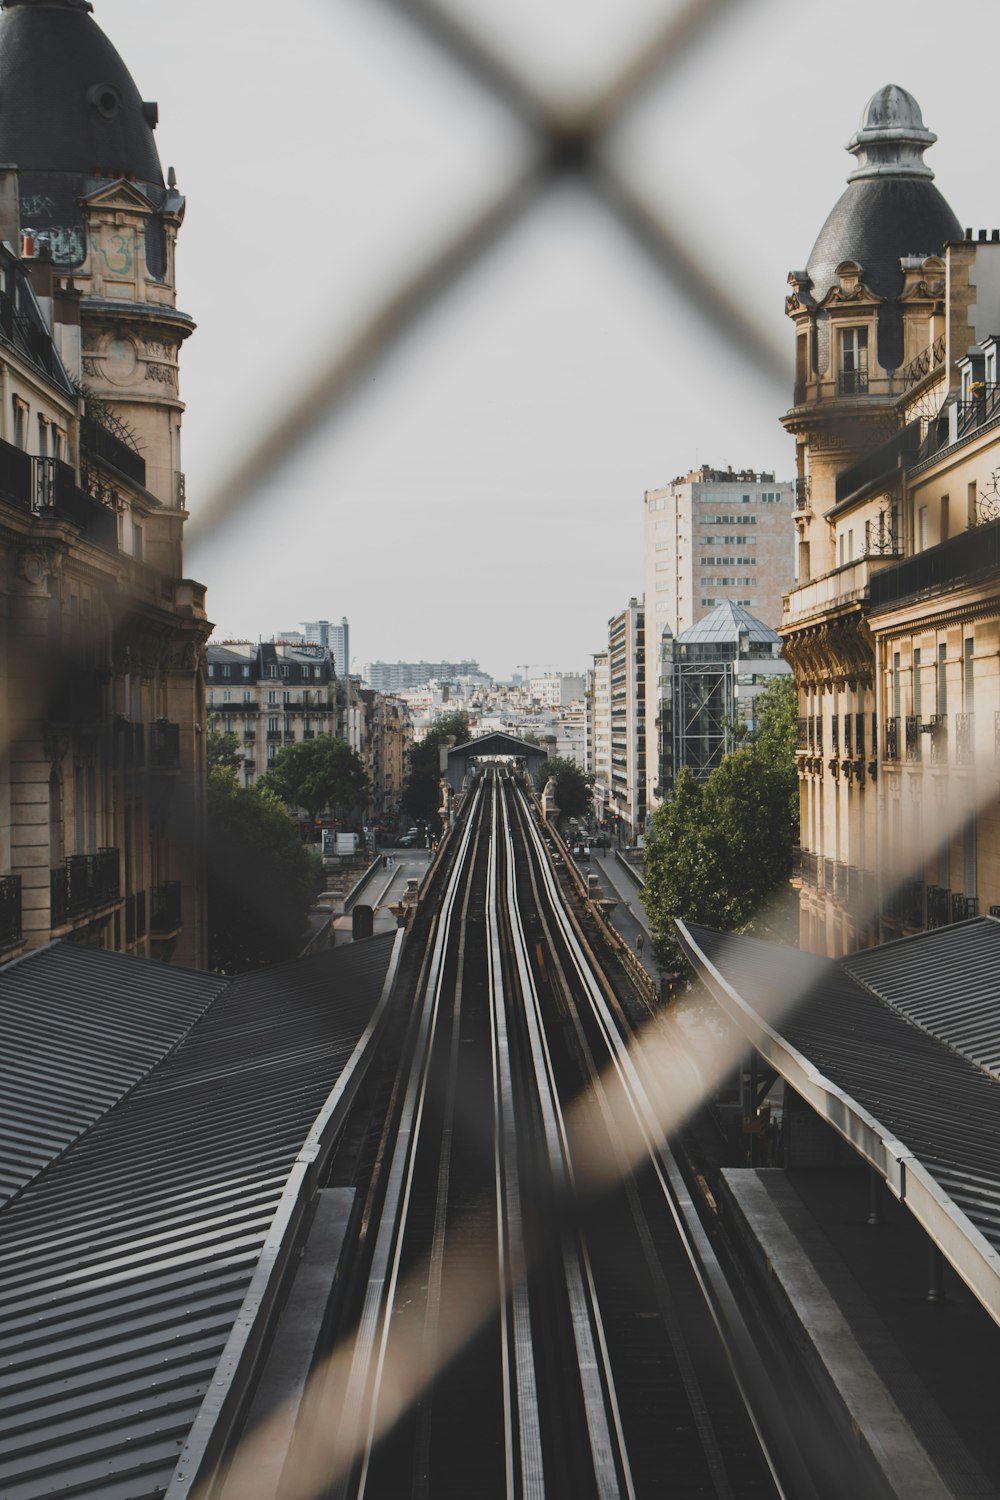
[96,0,999,679]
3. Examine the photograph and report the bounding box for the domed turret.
[0,0,165,265]
[804,86,961,349]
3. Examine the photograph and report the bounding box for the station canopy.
[446,731,549,764]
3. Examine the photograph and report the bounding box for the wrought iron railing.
[864,510,901,558]
[957,383,1000,439]
[956,712,975,766]
[885,879,923,928]
[905,715,921,761]
[842,713,852,758]
[52,848,120,924]
[952,893,979,922]
[831,715,839,755]
[900,332,946,390]
[884,716,900,761]
[151,881,182,935]
[0,874,22,949]
[928,715,948,765]
[794,475,811,510]
[926,885,951,928]
[855,712,865,758]
[870,517,1000,612]
[838,369,869,396]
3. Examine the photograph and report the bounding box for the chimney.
[0,165,20,248]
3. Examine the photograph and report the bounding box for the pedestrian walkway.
[331,852,430,943]
[586,851,662,987]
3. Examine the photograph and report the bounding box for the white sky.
[95,0,1000,678]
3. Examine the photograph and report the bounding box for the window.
[964,637,974,709]
[132,523,143,562]
[221,665,231,679]
[242,665,251,679]
[969,480,978,525]
[918,506,928,551]
[940,494,950,543]
[267,716,278,732]
[913,648,921,719]
[37,414,48,457]
[266,690,277,704]
[223,690,232,703]
[243,689,252,702]
[840,327,868,386]
[283,691,290,704]
[937,643,947,716]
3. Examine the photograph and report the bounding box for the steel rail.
[333,777,486,1499]
[486,775,546,1499]
[510,778,809,1500]
[411,776,493,1496]
[497,775,635,1500]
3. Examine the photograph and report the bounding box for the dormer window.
[839,328,869,394]
[986,346,997,387]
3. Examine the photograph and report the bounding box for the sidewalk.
[587,851,663,987]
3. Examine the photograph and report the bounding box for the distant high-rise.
[643,466,794,817]
[277,618,350,676]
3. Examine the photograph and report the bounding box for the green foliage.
[258,735,369,823]
[543,755,593,823]
[206,766,324,973]
[402,711,471,825]
[643,676,798,976]
[206,716,242,774]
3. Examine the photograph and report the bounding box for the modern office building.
[657,603,791,793]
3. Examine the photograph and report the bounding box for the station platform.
[719,1166,1000,1498]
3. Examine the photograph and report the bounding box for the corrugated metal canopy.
[845,918,1000,1079]
[0,934,397,1500]
[679,921,1000,1328]
[0,943,226,1207]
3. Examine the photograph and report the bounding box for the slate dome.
[0,0,165,266]
[804,86,961,370]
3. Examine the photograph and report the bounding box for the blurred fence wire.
[188,0,790,549]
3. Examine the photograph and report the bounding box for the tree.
[643,676,798,975]
[258,735,369,826]
[402,711,471,825]
[206,767,324,972]
[542,755,593,824]
[206,716,242,775]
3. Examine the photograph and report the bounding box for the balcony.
[266,730,282,743]
[926,885,950,928]
[0,435,32,509]
[784,558,880,627]
[838,369,869,396]
[952,893,979,922]
[149,720,181,772]
[870,517,1000,614]
[81,418,147,486]
[884,716,900,761]
[34,456,118,553]
[283,731,296,742]
[905,715,921,762]
[794,476,811,512]
[884,879,923,928]
[151,881,182,936]
[957,383,1000,440]
[0,875,22,951]
[125,890,147,946]
[796,717,808,751]
[854,712,865,758]
[927,716,948,765]
[243,732,256,743]
[51,848,120,925]
[956,712,975,766]
[901,333,946,391]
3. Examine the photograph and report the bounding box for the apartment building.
[607,599,645,843]
[0,1,210,967]
[779,84,1000,955]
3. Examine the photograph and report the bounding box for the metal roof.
[678,921,1000,1330]
[845,918,1000,1080]
[0,933,399,1500]
[676,601,781,646]
[447,731,547,760]
[0,943,226,1207]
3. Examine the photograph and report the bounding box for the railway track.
[327,769,823,1499]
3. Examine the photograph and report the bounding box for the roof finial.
[847,85,936,182]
